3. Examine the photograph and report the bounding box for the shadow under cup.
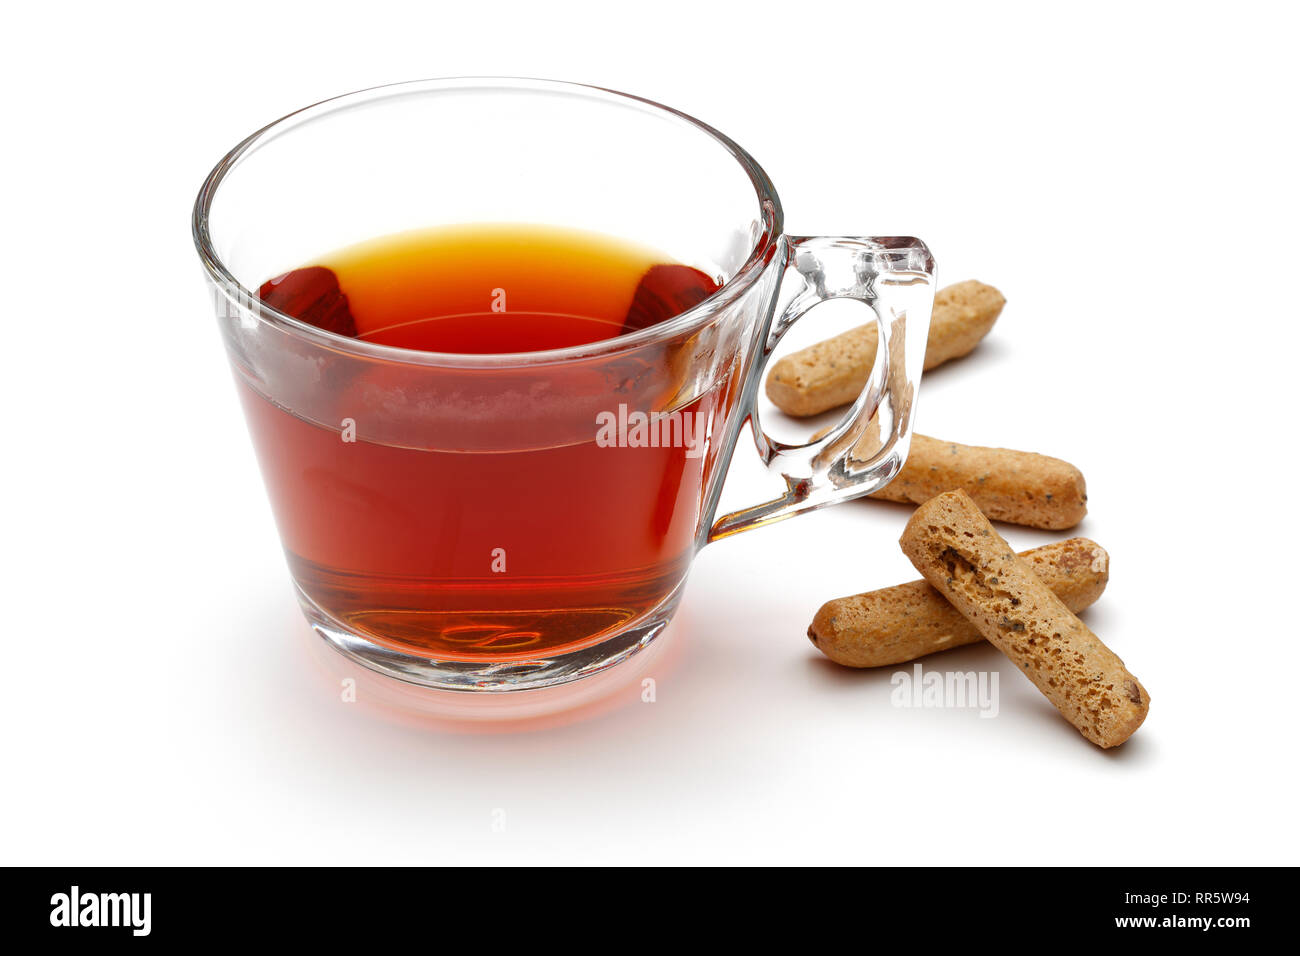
[196,80,784,690]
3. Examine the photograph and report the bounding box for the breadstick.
[870,434,1087,530]
[766,280,1005,416]
[899,491,1148,748]
[810,538,1109,667]
[808,430,1088,530]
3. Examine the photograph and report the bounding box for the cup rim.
[192,77,784,368]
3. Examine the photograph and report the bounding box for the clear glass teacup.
[193,78,935,691]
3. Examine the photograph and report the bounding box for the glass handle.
[708,235,936,541]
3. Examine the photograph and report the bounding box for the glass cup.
[193,78,935,691]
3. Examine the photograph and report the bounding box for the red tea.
[241,224,729,661]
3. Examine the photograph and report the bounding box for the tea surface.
[259,223,719,353]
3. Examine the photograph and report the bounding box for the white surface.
[2,0,1297,865]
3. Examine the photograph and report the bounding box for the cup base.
[295,580,683,692]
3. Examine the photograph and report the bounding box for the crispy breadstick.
[766,280,1005,417]
[809,430,1088,530]
[810,538,1109,667]
[899,491,1148,748]
[870,434,1087,530]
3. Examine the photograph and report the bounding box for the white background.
[3,1,1297,865]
